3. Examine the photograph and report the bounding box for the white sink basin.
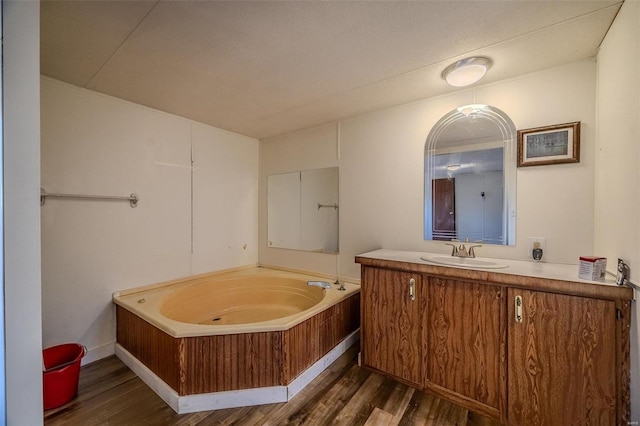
[420,255,509,269]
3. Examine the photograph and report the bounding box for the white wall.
[595,0,640,419]
[41,78,258,363]
[3,0,44,423]
[341,60,596,278]
[191,122,259,274]
[260,60,597,279]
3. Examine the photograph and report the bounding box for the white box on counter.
[579,256,607,282]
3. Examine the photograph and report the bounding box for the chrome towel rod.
[40,188,139,208]
[317,203,339,210]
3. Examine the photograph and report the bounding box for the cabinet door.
[361,266,426,387]
[508,288,617,425]
[426,277,505,418]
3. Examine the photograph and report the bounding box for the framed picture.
[517,121,580,167]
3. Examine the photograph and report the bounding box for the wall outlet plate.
[528,237,546,260]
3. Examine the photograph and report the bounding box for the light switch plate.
[528,237,546,260]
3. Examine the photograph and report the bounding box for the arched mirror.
[424,104,516,245]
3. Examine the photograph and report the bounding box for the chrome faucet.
[445,239,482,258]
[307,281,331,289]
[467,244,482,258]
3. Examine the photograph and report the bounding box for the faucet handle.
[445,242,458,256]
[468,244,482,258]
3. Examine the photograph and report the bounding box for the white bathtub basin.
[420,255,509,269]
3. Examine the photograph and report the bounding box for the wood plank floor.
[44,346,500,425]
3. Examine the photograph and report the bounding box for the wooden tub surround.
[113,267,360,413]
[356,249,633,426]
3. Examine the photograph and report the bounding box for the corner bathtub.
[113,267,360,413]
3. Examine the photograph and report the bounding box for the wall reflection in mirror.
[268,167,339,253]
[424,104,516,245]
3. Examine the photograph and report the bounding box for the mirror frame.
[424,105,517,245]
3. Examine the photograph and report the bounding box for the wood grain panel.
[318,304,338,358]
[361,266,426,387]
[284,293,360,383]
[116,306,181,391]
[320,293,361,355]
[507,288,617,425]
[181,331,284,395]
[426,277,503,412]
[617,300,631,425]
[284,316,319,383]
[349,292,361,331]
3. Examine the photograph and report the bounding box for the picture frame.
[517,121,580,167]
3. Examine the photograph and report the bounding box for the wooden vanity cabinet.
[426,277,506,420]
[360,266,427,387]
[507,288,621,425]
[357,255,632,425]
[360,267,506,420]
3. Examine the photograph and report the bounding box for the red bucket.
[43,343,86,410]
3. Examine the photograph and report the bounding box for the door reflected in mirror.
[268,167,339,253]
[424,105,516,245]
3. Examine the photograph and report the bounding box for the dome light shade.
[442,57,493,87]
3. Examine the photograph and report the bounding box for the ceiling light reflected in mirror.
[457,104,488,116]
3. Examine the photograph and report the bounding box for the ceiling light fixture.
[442,57,493,87]
[446,164,461,172]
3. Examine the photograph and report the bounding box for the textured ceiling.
[41,0,622,139]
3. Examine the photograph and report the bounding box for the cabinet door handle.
[409,278,416,301]
[515,295,523,323]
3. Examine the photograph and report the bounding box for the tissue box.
[579,256,607,282]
